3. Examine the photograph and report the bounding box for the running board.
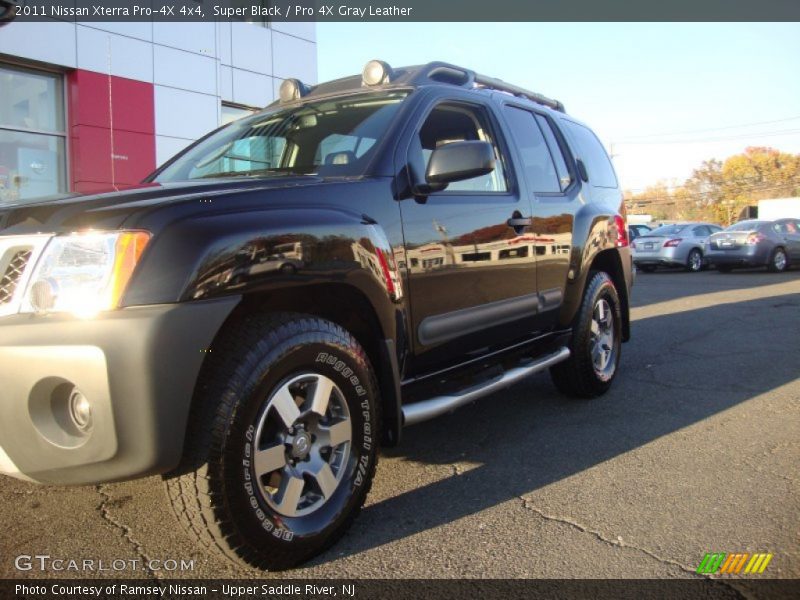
[402,347,571,426]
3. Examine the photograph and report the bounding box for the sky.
[317,22,800,192]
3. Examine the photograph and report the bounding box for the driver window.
[417,103,508,193]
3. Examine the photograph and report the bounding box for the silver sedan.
[631,222,723,272]
[705,218,800,272]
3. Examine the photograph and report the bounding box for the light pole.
[721,200,737,226]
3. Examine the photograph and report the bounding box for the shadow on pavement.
[313,288,800,564]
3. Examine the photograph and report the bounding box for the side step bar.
[402,347,571,426]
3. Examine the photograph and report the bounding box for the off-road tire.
[164,313,380,571]
[550,271,622,398]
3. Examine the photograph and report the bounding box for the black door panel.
[399,99,539,375]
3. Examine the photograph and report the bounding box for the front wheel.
[165,313,380,571]
[550,271,622,398]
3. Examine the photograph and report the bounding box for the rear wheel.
[685,249,703,272]
[767,247,788,272]
[165,313,380,571]
[550,271,622,398]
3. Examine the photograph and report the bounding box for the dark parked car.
[706,218,800,272]
[0,60,632,570]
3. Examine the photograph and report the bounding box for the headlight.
[21,231,151,318]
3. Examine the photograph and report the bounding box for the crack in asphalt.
[96,484,158,580]
[518,496,699,576]
[518,498,757,599]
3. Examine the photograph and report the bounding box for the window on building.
[221,103,258,125]
[0,64,67,204]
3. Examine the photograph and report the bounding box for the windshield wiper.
[196,168,315,179]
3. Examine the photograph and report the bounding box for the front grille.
[0,250,32,305]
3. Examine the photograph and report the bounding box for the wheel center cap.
[291,432,312,458]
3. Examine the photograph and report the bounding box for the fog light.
[68,389,92,433]
[29,278,57,312]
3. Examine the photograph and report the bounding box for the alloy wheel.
[252,373,352,518]
[688,250,703,271]
[589,298,616,380]
[774,250,787,271]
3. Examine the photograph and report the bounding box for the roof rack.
[473,73,565,113]
[410,62,566,113]
[271,61,566,113]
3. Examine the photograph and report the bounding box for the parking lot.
[1,268,798,581]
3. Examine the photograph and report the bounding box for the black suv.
[0,61,632,570]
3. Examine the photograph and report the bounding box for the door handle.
[507,217,532,229]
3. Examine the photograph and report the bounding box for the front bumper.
[0,297,239,485]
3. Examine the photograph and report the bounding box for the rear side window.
[535,114,572,191]
[562,121,618,188]
[502,106,560,193]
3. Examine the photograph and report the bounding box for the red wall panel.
[67,70,156,193]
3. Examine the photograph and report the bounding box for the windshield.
[727,220,766,231]
[154,91,408,182]
[649,224,687,236]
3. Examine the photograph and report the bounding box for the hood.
[0,176,326,236]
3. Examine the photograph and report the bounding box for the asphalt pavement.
[1,268,798,584]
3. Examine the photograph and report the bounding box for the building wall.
[758,198,800,220]
[0,20,317,198]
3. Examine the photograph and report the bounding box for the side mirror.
[414,141,495,195]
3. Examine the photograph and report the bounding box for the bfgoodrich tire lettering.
[165,313,380,571]
[550,271,622,398]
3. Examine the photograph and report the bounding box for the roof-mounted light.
[362,60,393,87]
[279,78,309,103]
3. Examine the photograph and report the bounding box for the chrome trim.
[402,346,571,426]
[0,235,52,317]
